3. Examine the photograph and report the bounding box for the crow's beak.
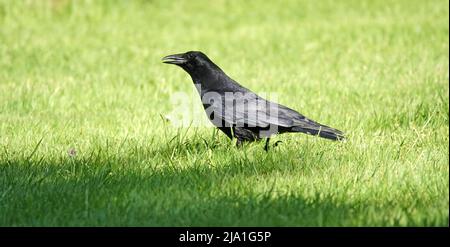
[162,53,187,65]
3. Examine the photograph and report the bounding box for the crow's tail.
[291,124,345,141]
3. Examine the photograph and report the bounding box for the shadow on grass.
[0,139,439,227]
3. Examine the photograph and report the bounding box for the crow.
[162,51,344,151]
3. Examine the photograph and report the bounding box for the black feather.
[163,51,345,147]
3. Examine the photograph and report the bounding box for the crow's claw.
[273,140,283,147]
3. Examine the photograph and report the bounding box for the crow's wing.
[204,92,343,137]
[206,93,306,127]
[222,93,293,127]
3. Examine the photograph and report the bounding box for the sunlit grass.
[0,0,448,226]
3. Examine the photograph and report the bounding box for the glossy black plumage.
[162,51,344,149]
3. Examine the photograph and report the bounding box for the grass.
[0,0,448,226]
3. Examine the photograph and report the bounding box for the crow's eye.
[191,57,200,65]
[186,52,195,59]
[187,55,196,62]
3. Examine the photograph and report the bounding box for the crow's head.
[162,51,220,76]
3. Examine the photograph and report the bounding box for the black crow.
[162,51,344,151]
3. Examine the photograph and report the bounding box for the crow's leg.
[264,139,282,151]
[236,138,244,148]
[264,138,270,152]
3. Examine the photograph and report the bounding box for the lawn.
[0,0,448,226]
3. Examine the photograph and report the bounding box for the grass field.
[0,0,448,226]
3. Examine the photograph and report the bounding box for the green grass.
[0,0,448,226]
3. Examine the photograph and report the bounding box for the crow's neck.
[189,69,233,94]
